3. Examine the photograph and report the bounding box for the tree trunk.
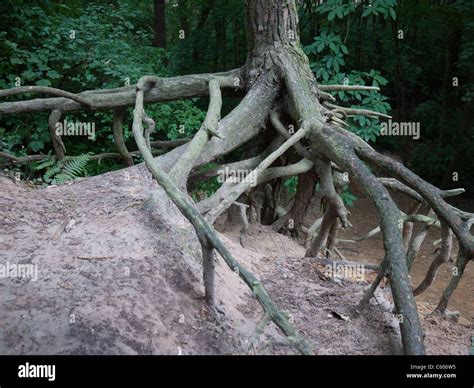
[153,0,166,48]
[243,0,301,84]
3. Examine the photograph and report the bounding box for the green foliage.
[0,1,206,185]
[189,162,223,202]
[283,176,298,195]
[1,0,473,194]
[304,26,392,143]
[191,176,221,202]
[314,0,396,21]
[316,0,358,21]
[1,3,166,91]
[190,163,222,201]
[35,152,93,185]
[166,0,245,74]
[361,0,397,20]
[340,186,357,207]
[305,31,348,76]
[300,0,474,192]
[147,100,206,141]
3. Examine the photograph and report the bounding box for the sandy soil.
[219,222,472,355]
[336,193,473,322]
[0,172,471,355]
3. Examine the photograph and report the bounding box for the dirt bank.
[0,174,471,354]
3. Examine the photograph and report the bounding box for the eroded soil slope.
[0,172,471,354]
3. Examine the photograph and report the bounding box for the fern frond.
[43,162,62,183]
[42,152,93,185]
[61,153,93,179]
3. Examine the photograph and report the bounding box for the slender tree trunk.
[153,0,166,48]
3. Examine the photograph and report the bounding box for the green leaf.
[328,11,336,21]
[326,57,333,69]
[29,140,44,152]
[10,57,23,65]
[47,70,61,79]
[22,70,36,79]
[35,79,52,87]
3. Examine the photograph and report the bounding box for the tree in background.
[153,0,166,48]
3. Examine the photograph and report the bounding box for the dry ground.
[0,173,471,355]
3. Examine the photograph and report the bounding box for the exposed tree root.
[318,85,380,92]
[112,107,134,167]
[0,69,243,115]
[202,120,315,224]
[1,0,471,357]
[245,313,271,354]
[48,109,65,160]
[131,75,313,355]
[357,148,474,256]
[0,85,95,108]
[323,102,392,120]
[306,208,338,257]
[435,248,470,314]
[413,222,453,296]
[277,49,427,354]
[169,77,227,187]
[406,210,434,270]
